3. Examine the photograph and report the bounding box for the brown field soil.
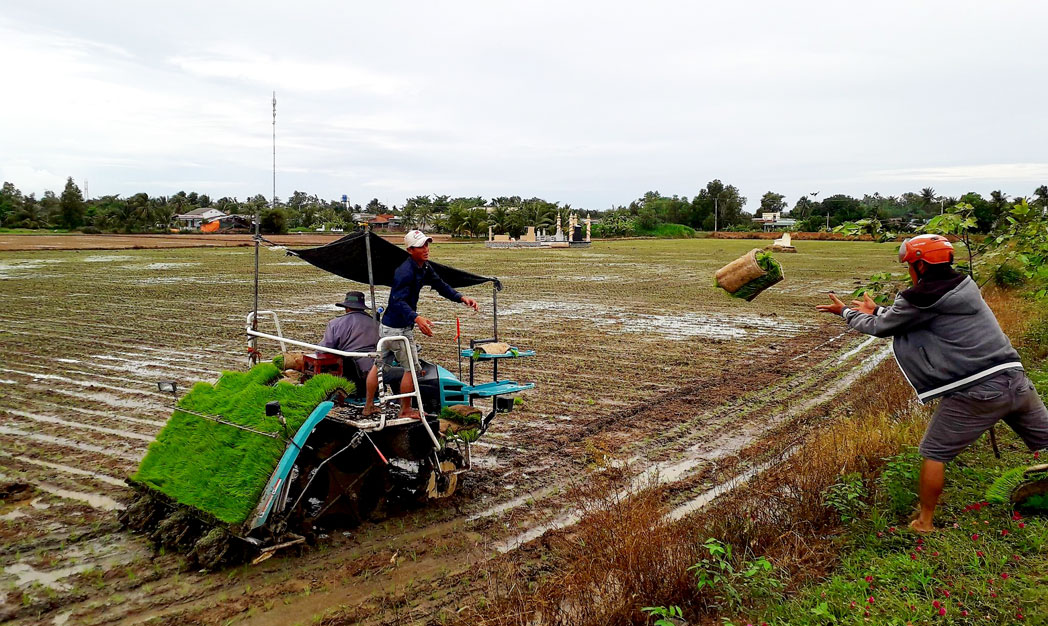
[0,239,897,624]
[0,232,454,252]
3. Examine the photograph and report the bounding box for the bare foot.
[909,518,935,534]
[398,408,421,420]
[361,406,380,417]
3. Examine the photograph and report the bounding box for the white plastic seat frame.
[245,311,440,449]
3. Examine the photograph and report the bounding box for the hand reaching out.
[850,292,877,315]
[414,315,435,337]
[815,293,847,315]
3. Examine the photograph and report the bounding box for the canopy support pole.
[492,281,498,381]
[250,199,261,365]
[364,228,378,321]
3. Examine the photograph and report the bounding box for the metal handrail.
[244,312,441,449]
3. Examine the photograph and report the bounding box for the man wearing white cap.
[363,230,479,417]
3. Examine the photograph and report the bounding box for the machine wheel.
[420,449,465,501]
[293,461,389,528]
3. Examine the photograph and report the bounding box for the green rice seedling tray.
[132,363,354,525]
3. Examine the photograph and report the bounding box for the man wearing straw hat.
[363,230,479,418]
[319,290,379,383]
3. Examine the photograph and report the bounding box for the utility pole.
[272,91,277,211]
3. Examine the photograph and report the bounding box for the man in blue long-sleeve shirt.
[364,230,478,417]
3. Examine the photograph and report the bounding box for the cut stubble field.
[0,238,898,624]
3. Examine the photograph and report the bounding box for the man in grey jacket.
[817,234,1048,532]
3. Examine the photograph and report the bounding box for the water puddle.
[497,300,809,340]
[0,426,142,462]
[4,409,154,442]
[617,312,810,341]
[82,254,134,262]
[0,367,167,401]
[6,454,126,487]
[34,483,125,511]
[4,562,93,591]
[125,262,201,270]
[275,303,343,315]
[467,486,556,523]
[0,259,66,279]
[838,335,877,361]
[32,401,166,428]
[665,446,800,521]
[135,276,251,285]
[0,508,28,521]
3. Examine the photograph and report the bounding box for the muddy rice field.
[0,237,898,624]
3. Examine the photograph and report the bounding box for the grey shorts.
[919,369,1048,463]
[379,324,420,371]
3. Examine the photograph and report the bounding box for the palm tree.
[1034,185,1048,214]
[488,206,509,234]
[445,206,466,236]
[464,208,488,238]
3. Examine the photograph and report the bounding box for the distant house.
[751,211,798,231]
[201,214,254,233]
[368,213,400,230]
[176,207,225,229]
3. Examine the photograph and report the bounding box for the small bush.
[877,447,921,515]
[994,263,1026,287]
[79,226,102,234]
[822,472,868,524]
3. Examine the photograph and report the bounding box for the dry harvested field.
[0,238,898,624]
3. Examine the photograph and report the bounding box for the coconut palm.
[488,206,509,234]
[1034,185,1048,214]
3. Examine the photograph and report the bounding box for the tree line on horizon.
[1,177,1045,236]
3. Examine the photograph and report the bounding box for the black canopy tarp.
[291,231,499,289]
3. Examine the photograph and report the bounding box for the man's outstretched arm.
[817,292,933,338]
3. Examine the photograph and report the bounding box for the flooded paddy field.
[0,238,896,624]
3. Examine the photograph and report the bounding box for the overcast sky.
[2,1,1046,212]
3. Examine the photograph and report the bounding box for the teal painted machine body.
[246,367,533,532]
[435,364,534,407]
[247,401,334,531]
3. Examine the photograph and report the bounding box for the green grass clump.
[742,428,1048,625]
[985,466,1027,504]
[731,251,784,302]
[132,363,354,525]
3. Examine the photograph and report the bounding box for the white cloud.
[1,2,1048,208]
[168,50,411,96]
[869,164,1048,183]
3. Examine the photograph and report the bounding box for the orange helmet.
[898,234,954,265]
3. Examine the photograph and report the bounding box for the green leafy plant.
[688,538,781,611]
[850,271,909,306]
[641,604,683,625]
[833,218,895,242]
[877,447,921,515]
[822,472,868,524]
